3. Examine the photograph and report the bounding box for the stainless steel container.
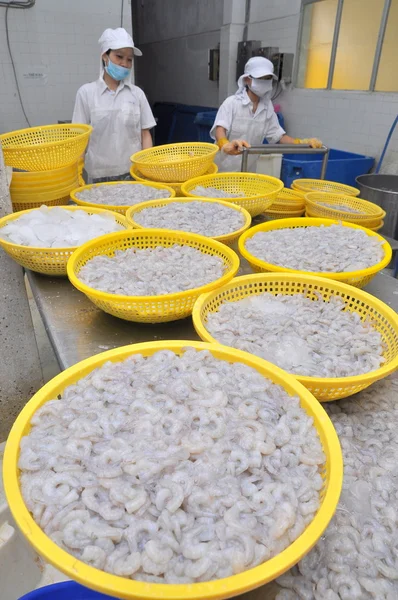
[356,174,398,240]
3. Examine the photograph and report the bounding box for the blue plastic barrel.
[281,149,374,188]
[19,581,118,599]
[194,111,218,143]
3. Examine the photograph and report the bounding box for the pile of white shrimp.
[245,225,385,272]
[190,185,241,199]
[318,203,362,214]
[78,245,225,295]
[0,206,123,247]
[274,374,398,600]
[76,184,171,206]
[133,201,246,237]
[205,293,384,378]
[19,348,325,583]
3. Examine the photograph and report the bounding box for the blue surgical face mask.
[105,57,131,81]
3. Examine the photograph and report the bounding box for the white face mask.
[249,78,273,97]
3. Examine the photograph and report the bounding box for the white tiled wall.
[242,0,398,174]
[0,0,132,133]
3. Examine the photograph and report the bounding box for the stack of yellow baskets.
[304,192,386,231]
[0,124,92,212]
[263,188,305,220]
[130,142,219,195]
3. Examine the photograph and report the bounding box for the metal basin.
[356,174,398,239]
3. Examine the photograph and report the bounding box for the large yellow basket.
[238,218,392,288]
[131,142,218,183]
[3,340,342,600]
[292,179,360,196]
[125,197,252,246]
[130,162,218,195]
[0,206,128,276]
[70,181,176,215]
[193,273,398,402]
[181,172,284,217]
[67,229,240,322]
[304,192,386,225]
[0,124,92,171]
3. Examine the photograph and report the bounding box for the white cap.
[244,56,277,80]
[99,27,142,57]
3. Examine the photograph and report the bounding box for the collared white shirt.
[210,90,285,172]
[72,76,156,179]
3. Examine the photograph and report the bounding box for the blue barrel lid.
[19,581,118,599]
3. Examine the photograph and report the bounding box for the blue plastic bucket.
[19,581,118,599]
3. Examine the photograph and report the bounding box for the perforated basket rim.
[131,142,218,168]
[265,208,305,216]
[70,181,177,212]
[304,192,386,219]
[0,206,128,252]
[181,172,284,202]
[192,272,398,387]
[3,340,342,600]
[238,217,392,281]
[67,229,240,303]
[292,179,360,196]
[277,188,305,201]
[125,197,252,242]
[0,124,93,150]
[130,162,218,184]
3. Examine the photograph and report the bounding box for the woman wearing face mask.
[72,27,156,183]
[211,56,322,172]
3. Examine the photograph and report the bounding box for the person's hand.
[222,139,251,155]
[295,138,323,149]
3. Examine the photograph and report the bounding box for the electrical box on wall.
[209,47,220,81]
[236,41,262,81]
[236,42,294,83]
[275,53,294,84]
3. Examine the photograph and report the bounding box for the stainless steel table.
[25,260,398,600]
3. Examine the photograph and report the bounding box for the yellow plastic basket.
[181,172,284,218]
[70,181,176,215]
[263,208,305,220]
[0,124,92,171]
[292,179,360,196]
[10,162,80,211]
[11,195,70,213]
[67,229,240,322]
[304,192,386,222]
[131,142,218,183]
[125,197,252,246]
[0,207,129,276]
[193,273,398,402]
[239,217,392,288]
[304,207,384,229]
[273,188,305,208]
[3,340,342,600]
[78,158,85,186]
[10,162,79,190]
[369,220,384,231]
[130,162,218,195]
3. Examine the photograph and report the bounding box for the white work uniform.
[210,89,285,172]
[72,76,156,180]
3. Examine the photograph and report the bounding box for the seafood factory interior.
[1,1,398,599]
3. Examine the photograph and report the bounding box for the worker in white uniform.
[211,56,322,172]
[72,28,156,183]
